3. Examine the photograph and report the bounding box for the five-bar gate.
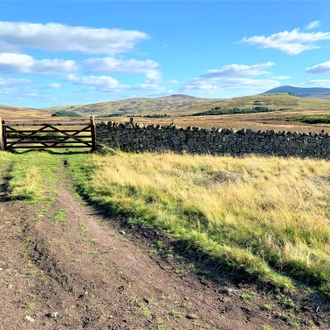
[0,116,96,151]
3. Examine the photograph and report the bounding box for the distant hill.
[168,93,330,116]
[0,104,52,120]
[43,94,212,117]
[262,86,330,99]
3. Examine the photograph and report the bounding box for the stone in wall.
[95,120,330,159]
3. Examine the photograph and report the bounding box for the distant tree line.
[52,110,81,117]
[191,106,273,116]
[130,114,170,118]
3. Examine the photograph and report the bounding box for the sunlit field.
[68,152,330,294]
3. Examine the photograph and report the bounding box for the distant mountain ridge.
[262,86,330,98]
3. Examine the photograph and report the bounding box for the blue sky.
[0,1,330,108]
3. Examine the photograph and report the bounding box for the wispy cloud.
[305,21,320,31]
[0,76,30,86]
[181,62,280,95]
[0,21,149,55]
[47,83,62,89]
[306,60,330,74]
[200,62,274,79]
[83,57,161,81]
[240,28,330,55]
[306,79,330,87]
[0,53,77,74]
[67,74,128,90]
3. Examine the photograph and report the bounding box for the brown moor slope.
[0,105,52,120]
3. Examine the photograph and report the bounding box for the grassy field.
[3,150,330,295]
[66,152,330,294]
[102,109,330,133]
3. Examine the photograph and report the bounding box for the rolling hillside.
[0,104,52,120]
[263,85,330,98]
[169,93,330,116]
[44,94,212,117]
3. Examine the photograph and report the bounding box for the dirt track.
[0,166,329,329]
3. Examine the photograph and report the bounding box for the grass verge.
[7,151,62,202]
[66,151,330,294]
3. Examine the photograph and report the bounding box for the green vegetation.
[285,114,330,124]
[7,152,61,202]
[131,114,170,118]
[190,106,273,116]
[51,110,82,117]
[66,152,330,294]
[262,304,272,311]
[241,291,257,302]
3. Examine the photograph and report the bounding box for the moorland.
[0,90,330,329]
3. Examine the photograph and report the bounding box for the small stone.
[24,316,35,323]
[186,313,197,320]
[220,288,237,295]
[51,312,58,319]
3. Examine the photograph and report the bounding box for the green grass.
[285,114,330,124]
[66,152,330,294]
[7,152,62,202]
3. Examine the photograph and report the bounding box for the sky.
[0,1,330,108]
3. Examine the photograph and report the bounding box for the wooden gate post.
[0,117,4,151]
[90,116,96,152]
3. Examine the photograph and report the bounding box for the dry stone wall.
[96,120,330,159]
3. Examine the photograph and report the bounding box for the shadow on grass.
[7,148,92,155]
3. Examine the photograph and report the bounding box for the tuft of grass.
[51,210,66,222]
[275,295,296,309]
[170,309,181,317]
[241,291,257,302]
[262,304,272,311]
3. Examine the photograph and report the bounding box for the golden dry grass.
[71,152,330,292]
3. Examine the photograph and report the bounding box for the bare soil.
[0,166,329,329]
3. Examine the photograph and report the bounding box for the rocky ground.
[0,165,329,330]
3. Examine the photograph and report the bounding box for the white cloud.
[305,21,320,31]
[182,77,280,94]
[181,62,280,95]
[0,76,30,86]
[0,21,149,55]
[131,82,166,93]
[83,57,161,81]
[67,74,128,90]
[306,79,330,87]
[240,28,330,55]
[48,83,62,89]
[168,79,179,84]
[272,75,291,80]
[0,53,77,74]
[306,60,330,74]
[200,62,274,79]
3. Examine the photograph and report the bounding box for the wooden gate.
[0,116,96,151]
